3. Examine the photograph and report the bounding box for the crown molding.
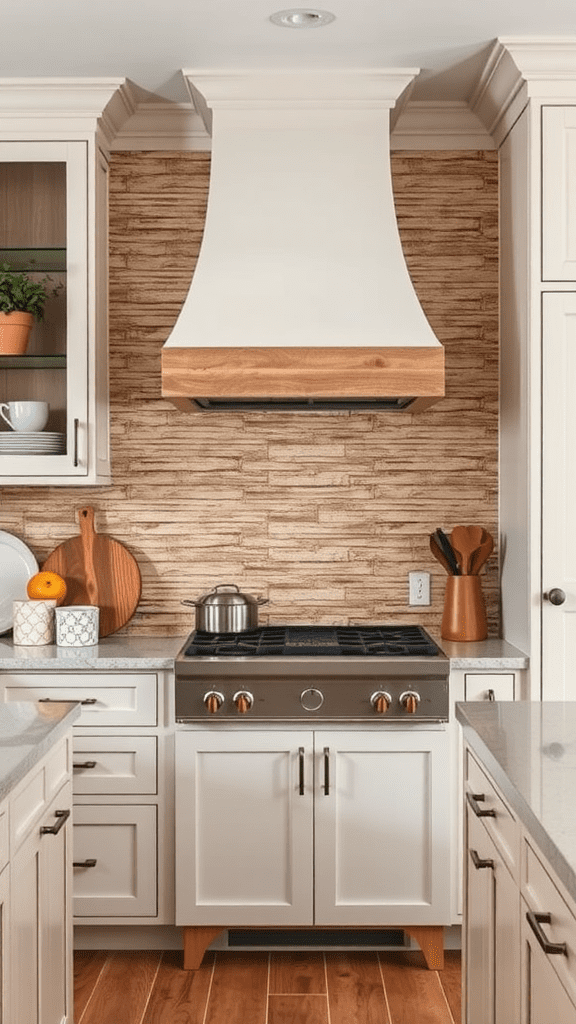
[0,78,133,150]
[111,98,495,152]
[471,38,576,145]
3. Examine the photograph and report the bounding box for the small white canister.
[13,600,56,646]
[55,605,99,647]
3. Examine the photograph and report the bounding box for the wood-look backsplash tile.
[0,149,499,637]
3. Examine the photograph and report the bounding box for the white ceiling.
[6,0,576,105]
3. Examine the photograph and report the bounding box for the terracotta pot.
[0,311,34,355]
[441,574,487,642]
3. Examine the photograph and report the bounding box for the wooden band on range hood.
[161,346,445,413]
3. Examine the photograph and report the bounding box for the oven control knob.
[400,691,420,714]
[233,690,254,714]
[204,691,225,714]
[300,687,324,712]
[370,691,392,714]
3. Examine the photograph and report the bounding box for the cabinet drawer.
[465,673,515,701]
[73,736,157,795]
[2,673,157,726]
[466,750,520,879]
[524,840,576,1006]
[73,804,157,918]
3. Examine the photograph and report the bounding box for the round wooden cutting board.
[42,506,142,637]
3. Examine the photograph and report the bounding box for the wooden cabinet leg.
[404,926,444,970]
[182,926,224,970]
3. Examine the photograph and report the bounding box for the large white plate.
[0,531,39,634]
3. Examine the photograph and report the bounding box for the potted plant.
[0,262,63,355]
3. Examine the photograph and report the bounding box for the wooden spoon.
[450,525,484,575]
[469,531,494,574]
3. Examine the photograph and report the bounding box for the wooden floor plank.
[268,993,329,1024]
[325,952,391,1024]
[79,950,162,1024]
[439,951,462,1024]
[141,950,216,1024]
[269,952,327,994]
[204,952,269,1024]
[74,951,109,1023]
[378,952,451,1024]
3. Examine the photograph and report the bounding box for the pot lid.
[196,584,261,607]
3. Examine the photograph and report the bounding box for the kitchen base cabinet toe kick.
[181,924,445,971]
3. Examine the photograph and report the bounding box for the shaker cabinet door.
[314,730,451,925]
[175,730,314,926]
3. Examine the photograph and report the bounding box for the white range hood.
[161,70,444,412]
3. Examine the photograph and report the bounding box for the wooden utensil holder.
[441,575,487,642]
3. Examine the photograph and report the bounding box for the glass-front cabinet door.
[0,140,107,483]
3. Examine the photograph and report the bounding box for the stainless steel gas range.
[174,623,449,723]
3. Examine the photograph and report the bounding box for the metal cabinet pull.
[73,761,97,770]
[470,848,494,870]
[466,791,496,818]
[298,746,305,795]
[40,808,71,836]
[526,911,568,956]
[39,696,97,706]
[73,418,80,467]
[324,747,330,795]
[544,588,566,606]
[487,688,495,701]
[73,859,97,868]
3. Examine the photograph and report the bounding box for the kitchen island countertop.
[457,701,576,906]
[0,700,80,803]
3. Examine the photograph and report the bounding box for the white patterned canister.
[55,605,100,647]
[13,600,56,646]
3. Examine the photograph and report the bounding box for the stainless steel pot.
[182,583,269,633]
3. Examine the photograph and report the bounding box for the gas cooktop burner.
[183,624,440,658]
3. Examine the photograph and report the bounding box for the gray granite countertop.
[457,701,576,905]
[0,632,528,672]
[434,636,528,669]
[0,701,81,803]
[0,635,185,670]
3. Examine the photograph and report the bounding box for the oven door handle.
[298,746,305,795]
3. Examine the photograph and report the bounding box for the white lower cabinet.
[175,728,451,928]
[1,670,171,927]
[464,741,576,1023]
[0,861,9,1023]
[10,761,73,1024]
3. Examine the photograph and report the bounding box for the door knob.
[545,588,566,606]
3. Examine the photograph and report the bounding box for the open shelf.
[0,355,66,369]
[0,247,66,273]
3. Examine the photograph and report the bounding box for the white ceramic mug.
[55,605,99,647]
[0,401,49,432]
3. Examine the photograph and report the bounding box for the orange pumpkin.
[27,571,67,605]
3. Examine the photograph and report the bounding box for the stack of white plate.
[0,431,66,455]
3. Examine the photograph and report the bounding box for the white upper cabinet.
[542,107,576,281]
[0,80,129,485]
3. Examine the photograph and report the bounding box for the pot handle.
[181,600,199,607]
[256,597,270,605]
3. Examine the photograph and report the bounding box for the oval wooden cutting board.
[42,506,142,637]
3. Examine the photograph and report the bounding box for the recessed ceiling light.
[270,8,336,28]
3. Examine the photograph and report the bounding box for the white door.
[175,730,314,925]
[314,729,451,925]
[542,293,576,698]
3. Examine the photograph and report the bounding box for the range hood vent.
[161,71,445,413]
